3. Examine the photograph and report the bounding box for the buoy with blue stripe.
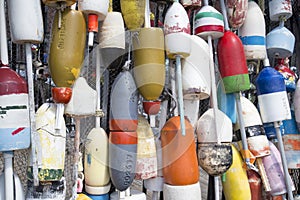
[182,35,210,100]
[164,1,191,136]
[262,141,295,196]
[109,71,138,191]
[266,24,295,59]
[222,145,251,200]
[238,1,267,60]
[269,0,292,22]
[120,0,145,30]
[226,0,248,30]
[256,66,295,199]
[161,116,201,199]
[78,0,109,46]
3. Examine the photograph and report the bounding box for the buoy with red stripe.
[99,0,125,69]
[266,24,295,59]
[120,0,145,30]
[164,1,191,136]
[78,0,109,46]
[161,116,201,199]
[222,145,251,200]
[182,35,210,100]
[238,1,267,60]
[226,0,248,30]
[256,67,295,199]
[109,71,138,191]
[49,8,86,130]
[0,67,30,151]
[269,0,292,22]
[262,141,295,196]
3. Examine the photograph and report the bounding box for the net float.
[226,0,248,30]
[78,0,109,46]
[266,25,295,59]
[238,1,267,60]
[161,116,199,185]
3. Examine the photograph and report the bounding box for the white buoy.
[269,0,292,22]
[163,182,201,200]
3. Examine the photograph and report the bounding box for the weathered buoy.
[238,1,267,60]
[266,25,295,59]
[247,170,263,200]
[269,0,292,22]
[183,99,200,128]
[226,0,248,30]
[133,27,165,101]
[0,67,30,151]
[217,31,250,93]
[274,59,296,92]
[180,0,201,7]
[163,182,201,200]
[42,0,75,7]
[222,145,252,200]
[84,128,110,195]
[7,0,43,44]
[161,116,199,185]
[49,8,86,88]
[109,71,138,131]
[135,115,157,180]
[182,35,210,100]
[120,0,145,30]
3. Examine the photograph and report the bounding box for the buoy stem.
[0,0,9,65]
[95,45,101,128]
[109,0,113,12]
[3,152,13,200]
[214,177,220,200]
[279,20,285,28]
[58,9,62,29]
[274,121,295,200]
[25,43,39,186]
[203,0,209,6]
[208,36,220,143]
[257,158,271,192]
[220,0,230,31]
[145,0,151,28]
[175,55,186,136]
[72,117,81,199]
[170,61,178,116]
[88,32,94,47]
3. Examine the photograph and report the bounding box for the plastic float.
[135,115,157,180]
[194,2,232,198]
[226,0,248,30]
[234,96,271,192]
[222,145,251,200]
[133,0,165,127]
[161,116,201,199]
[109,71,138,191]
[238,1,267,60]
[99,0,125,69]
[78,0,109,46]
[120,0,145,30]
[256,67,294,199]
[164,0,191,136]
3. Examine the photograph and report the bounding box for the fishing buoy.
[294,80,300,129]
[217,31,250,93]
[161,116,199,185]
[274,58,297,92]
[247,170,263,200]
[135,115,157,180]
[120,0,145,30]
[222,145,252,200]
[142,101,160,127]
[0,67,30,151]
[78,0,109,46]
[84,128,110,195]
[7,0,43,44]
[109,71,138,191]
[99,11,125,68]
[182,35,210,100]
[262,141,295,196]
[86,193,109,200]
[164,1,191,136]
[163,182,201,200]
[109,71,138,131]
[180,0,201,7]
[226,0,248,30]
[266,25,295,59]
[238,1,267,60]
[133,28,165,101]
[49,8,86,88]
[42,0,75,7]
[110,188,146,200]
[183,99,200,127]
[65,77,97,116]
[269,0,292,22]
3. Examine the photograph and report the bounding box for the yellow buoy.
[120,0,145,30]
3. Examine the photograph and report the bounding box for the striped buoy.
[0,67,30,151]
[194,5,224,40]
[238,1,266,60]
